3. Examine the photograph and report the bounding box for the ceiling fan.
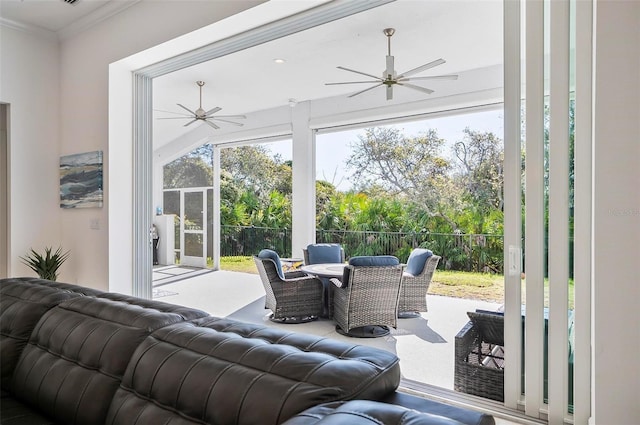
[325,28,458,100]
[156,81,246,129]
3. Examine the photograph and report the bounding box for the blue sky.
[265,107,504,191]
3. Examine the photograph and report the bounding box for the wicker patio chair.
[398,249,441,318]
[302,243,345,265]
[253,250,324,323]
[454,310,505,402]
[302,243,345,318]
[330,255,404,338]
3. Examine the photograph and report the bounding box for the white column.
[503,0,523,411]
[132,73,153,299]
[212,145,221,270]
[591,1,640,424]
[548,0,571,421]
[291,101,315,259]
[524,0,546,417]
[573,0,593,423]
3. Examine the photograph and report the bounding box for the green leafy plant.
[20,246,70,281]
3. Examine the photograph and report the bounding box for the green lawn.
[219,256,574,308]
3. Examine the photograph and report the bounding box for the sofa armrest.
[282,400,473,425]
[381,392,495,425]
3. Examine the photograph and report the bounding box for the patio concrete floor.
[152,269,501,392]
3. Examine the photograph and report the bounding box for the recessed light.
[273,58,286,64]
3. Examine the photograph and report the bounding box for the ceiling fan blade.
[397,82,434,95]
[154,109,192,117]
[211,118,244,127]
[157,117,193,120]
[399,74,458,82]
[204,120,220,130]
[348,83,384,98]
[183,119,198,127]
[337,66,384,81]
[207,114,246,119]
[205,106,222,115]
[325,80,381,85]
[385,55,394,77]
[398,58,446,79]
[386,85,393,100]
[177,103,197,116]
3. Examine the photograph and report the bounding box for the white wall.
[591,1,640,423]
[0,26,61,277]
[54,0,264,289]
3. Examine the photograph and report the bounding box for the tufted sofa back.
[105,317,401,425]
[0,278,89,390]
[10,296,202,425]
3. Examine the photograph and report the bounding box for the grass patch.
[434,271,497,288]
[220,256,257,273]
[431,270,504,303]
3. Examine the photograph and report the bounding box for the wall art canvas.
[60,150,103,209]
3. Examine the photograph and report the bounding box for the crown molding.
[0,18,57,41]
[57,0,141,41]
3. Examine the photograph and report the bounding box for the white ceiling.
[0,0,133,33]
[153,0,502,147]
[1,0,503,148]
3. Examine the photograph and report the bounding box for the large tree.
[345,126,458,230]
[163,155,213,189]
[452,128,504,233]
[221,145,291,197]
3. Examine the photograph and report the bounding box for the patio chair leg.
[335,325,390,338]
[269,313,318,324]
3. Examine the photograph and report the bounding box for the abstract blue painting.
[60,150,103,209]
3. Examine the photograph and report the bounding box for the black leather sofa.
[0,277,495,425]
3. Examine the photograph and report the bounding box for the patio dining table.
[300,263,346,320]
[300,263,346,279]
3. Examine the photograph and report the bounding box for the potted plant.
[20,246,70,281]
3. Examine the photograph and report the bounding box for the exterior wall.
[0,26,61,278]
[591,0,640,423]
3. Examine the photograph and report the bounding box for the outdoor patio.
[152,269,501,391]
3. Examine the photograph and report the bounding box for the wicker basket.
[454,317,505,402]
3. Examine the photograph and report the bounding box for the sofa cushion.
[15,277,106,297]
[10,296,194,425]
[282,400,466,425]
[0,396,56,425]
[106,317,401,425]
[0,278,84,391]
[381,392,495,425]
[98,292,209,321]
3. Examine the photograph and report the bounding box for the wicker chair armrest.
[330,277,345,288]
[284,270,308,279]
[282,274,323,285]
[454,321,479,361]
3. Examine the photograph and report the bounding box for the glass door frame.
[180,188,207,268]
